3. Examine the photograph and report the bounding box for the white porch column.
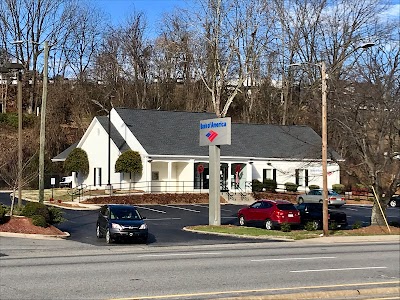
[228,163,232,191]
[247,163,253,192]
[168,161,172,192]
[146,159,152,192]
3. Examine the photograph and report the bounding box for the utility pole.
[38,41,49,203]
[321,61,329,236]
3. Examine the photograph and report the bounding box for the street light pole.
[17,70,23,208]
[38,41,49,203]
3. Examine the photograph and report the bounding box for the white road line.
[146,217,181,221]
[221,216,235,219]
[138,252,221,258]
[161,205,200,213]
[252,256,336,262]
[291,266,387,273]
[346,208,358,211]
[184,204,232,212]
[137,206,167,214]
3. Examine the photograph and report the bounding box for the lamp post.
[38,41,49,203]
[289,42,374,236]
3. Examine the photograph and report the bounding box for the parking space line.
[137,206,167,214]
[346,208,358,211]
[221,216,235,219]
[146,217,181,221]
[161,205,200,213]
[189,204,208,208]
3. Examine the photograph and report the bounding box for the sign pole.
[209,145,221,225]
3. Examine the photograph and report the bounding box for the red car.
[237,199,301,230]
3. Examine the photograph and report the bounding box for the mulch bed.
[0,216,66,235]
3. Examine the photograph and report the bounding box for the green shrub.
[280,223,291,232]
[329,221,338,230]
[352,221,363,229]
[64,148,89,176]
[0,205,6,223]
[285,182,298,192]
[115,150,142,175]
[263,179,277,192]
[332,184,345,194]
[309,185,320,190]
[31,215,48,227]
[22,202,50,223]
[305,221,317,231]
[252,179,264,192]
[48,206,65,224]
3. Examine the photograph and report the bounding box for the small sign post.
[50,177,56,200]
[199,117,231,226]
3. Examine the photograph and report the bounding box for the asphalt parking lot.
[1,192,399,247]
[57,203,400,246]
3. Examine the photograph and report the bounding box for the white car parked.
[59,176,73,188]
[296,189,346,208]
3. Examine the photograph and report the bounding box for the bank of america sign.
[199,117,231,146]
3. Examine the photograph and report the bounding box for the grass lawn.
[186,224,400,240]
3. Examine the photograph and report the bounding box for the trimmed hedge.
[252,179,264,192]
[22,202,50,223]
[31,215,48,227]
[285,182,298,192]
[332,184,345,194]
[309,185,320,190]
[0,205,6,223]
[263,179,277,192]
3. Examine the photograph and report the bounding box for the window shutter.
[99,168,102,186]
[273,169,277,182]
[305,170,309,186]
[295,169,299,186]
[94,168,96,186]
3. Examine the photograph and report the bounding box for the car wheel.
[105,228,113,244]
[96,224,102,238]
[238,215,246,226]
[389,200,397,208]
[298,197,304,204]
[265,219,273,230]
[312,220,320,230]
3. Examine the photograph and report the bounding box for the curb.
[0,231,70,240]
[218,286,400,300]
[183,227,295,241]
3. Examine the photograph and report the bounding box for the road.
[0,238,399,299]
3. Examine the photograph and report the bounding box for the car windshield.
[276,204,296,211]
[110,207,141,220]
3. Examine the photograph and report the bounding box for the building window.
[263,169,276,182]
[151,171,159,181]
[295,169,308,186]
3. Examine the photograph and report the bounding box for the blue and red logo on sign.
[206,130,218,142]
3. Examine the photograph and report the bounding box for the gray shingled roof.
[115,108,327,160]
[97,116,129,151]
[51,142,78,162]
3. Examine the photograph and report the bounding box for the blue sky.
[93,0,188,34]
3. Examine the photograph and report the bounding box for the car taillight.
[341,197,345,201]
[329,197,336,200]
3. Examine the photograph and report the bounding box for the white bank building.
[52,108,341,193]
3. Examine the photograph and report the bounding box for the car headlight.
[111,223,122,230]
[139,223,147,230]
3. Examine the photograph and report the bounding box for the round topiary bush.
[64,148,89,176]
[332,184,345,194]
[31,215,48,227]
[22,202,50,223]
[115,150,142,175]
